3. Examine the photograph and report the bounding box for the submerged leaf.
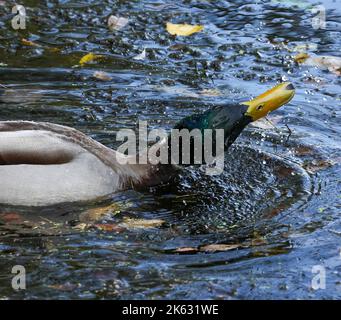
[108,15,129,31]
[166,22,203,36]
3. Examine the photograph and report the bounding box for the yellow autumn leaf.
[21,38,41,47]
[79,53,103,66]
[166,22,203,36]
[21,38,59,52]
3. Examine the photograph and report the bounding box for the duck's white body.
[0,121,170,206]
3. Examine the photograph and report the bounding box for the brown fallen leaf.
[21,38,59,52]
[292,145,315,156]
[200,244,240,252]
[303,158,339,174]
[73,223,88,231]
[93,71,112,81]
[166,22,204,36]
[169,43,188,51]
[250,231,268,246]
[47,47,61,53]
[174,247,199,254]
[48,283,79,291]
[200,88,222,97]
[0,212,22,223]
[0,89,43,104]
[79,203,121,223]
[94,223,125,233]
[119,217,165,229]
[108,15,129,31]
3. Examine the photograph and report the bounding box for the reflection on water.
[0,0,340,299]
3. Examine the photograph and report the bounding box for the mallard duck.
[0,82,295,206]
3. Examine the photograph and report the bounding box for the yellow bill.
[241,82,295,121]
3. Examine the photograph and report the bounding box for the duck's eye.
[257,104,264,111]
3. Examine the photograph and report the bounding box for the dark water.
[0,0,340,299]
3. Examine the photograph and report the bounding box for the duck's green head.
[175,82,295,149]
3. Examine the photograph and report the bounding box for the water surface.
[0,0,340,299]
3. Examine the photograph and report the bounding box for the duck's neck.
[116,103,250,188]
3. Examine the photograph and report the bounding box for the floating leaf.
[94,223,125,233]
[108,15,129,31]
[133,49,146,61]
[47,47,61,53]
[21,38,59,52]
[0,212,22,223]
[73,223,88,231]
[295,53,341,76]
[119,218,165,229]
[0,89,42,104]
[166,22,203,36]
[21,38,41,47]
[292,43,318,52]
[303,158,338,174]
[79,53,103,66]
[93,71,112,81]
[200,88,222,97]
[292,145,315,156]
[48,283,79,291]
[79,203,121,222]
[174,247,199,254]
[200,244,240,252]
